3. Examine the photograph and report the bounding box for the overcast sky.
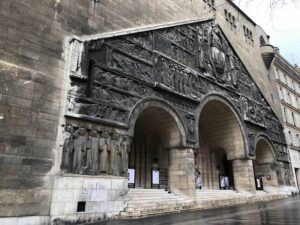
[233,0,300,66]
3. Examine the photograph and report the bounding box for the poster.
[152,169,160,185]
[256,178,261,188]
[128,168,135,184]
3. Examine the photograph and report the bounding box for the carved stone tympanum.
[63,19,289,183]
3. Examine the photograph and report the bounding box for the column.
[169,148,196,199]
[232,159,256,193]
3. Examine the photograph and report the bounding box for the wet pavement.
[95,196,300,225]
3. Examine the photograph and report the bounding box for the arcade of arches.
[128,99,280,195]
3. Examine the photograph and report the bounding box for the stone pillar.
[169,148,196,199]
[232,159,256,193]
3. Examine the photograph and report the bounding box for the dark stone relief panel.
[60,125,130,176]
[65,20,288,176]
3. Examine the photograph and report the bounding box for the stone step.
[125,193,177,198]
[126,198,188,204]
[121,188,193,218]
[125,196,184,201]
[126,200,188,207]
[120,190,288,219]
[128,189,169,192]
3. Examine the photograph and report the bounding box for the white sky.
[233,0,300,65]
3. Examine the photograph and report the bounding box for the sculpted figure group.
[61,125,130,176]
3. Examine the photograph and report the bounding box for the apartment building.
[273,53,300,191]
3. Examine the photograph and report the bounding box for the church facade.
[0,0,296,224]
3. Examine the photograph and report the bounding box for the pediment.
[67,19,287,160]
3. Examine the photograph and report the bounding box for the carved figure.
[95,69,114,85]
[87,129,99,171]
[197,27,206,69]
[228,50,237,86]
[241,96,249,119]
[61,125,74,172]
[99,131,110,174]
[160,58,169,85]
[110,133,122,176]
[205,23,227,76]
[121,136,131,176]
[72,128,87,172]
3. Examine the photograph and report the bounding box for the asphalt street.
[95,195,300,225]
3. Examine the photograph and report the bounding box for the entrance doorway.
[128,106,181,189]
[197,99,246,190]
[253,138,278,190]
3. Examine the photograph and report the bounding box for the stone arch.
[254,135,276,164]
[126,97,195,194]
[194,94,256,192]
[253,135,279,189]
[195,93,248,156]
[127,97,187,148]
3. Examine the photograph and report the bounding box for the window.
[278,86,283,100]
[295,113,300,128]
[243,25,254,44]
[292,111,296,126]
[260,36,266,45]
[77,202,86,212]
[291,94,298,109]
[225,10,236,30]
[292,132,299,146]
[286,108,294,125]
[204,0,215,9]
[287,92,291,104]
[275,68,279,79]
[288,130,293,145]
[211,0,215,7]
[289,131,293,145]
[291,80,295,90]
[281,106,286,123]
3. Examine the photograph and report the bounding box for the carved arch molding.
[65,19,289,173]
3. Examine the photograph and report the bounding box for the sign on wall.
[152,169,160,185]
[128,168,135,188]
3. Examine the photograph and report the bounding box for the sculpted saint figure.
[72,128,87,172]
[110,133,122,176]
[61,125,74,172]
[99,131,110,174]
[87,129,99,172]
[121,136,131,176]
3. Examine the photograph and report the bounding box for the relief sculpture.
[61,127,130,176]
[65,20,288,177]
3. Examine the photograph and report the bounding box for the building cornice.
[274,54,300,83]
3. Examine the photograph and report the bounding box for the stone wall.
[51,175,127,223]
[0,0,212,220]
[0,0,287,223]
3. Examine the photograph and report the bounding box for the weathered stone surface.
[0,0,293,223]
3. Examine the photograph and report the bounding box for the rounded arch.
[127,97,187,148]
[195,94,248,158]
[253,134,279,189]
[254,134,276,164]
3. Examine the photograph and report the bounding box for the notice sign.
[152,169,160,185]
[128,168,135,184]
[256,178,261,188]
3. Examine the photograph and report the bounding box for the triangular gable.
[67,19,287,160]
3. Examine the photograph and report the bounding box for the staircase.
[195,189,247,209]
[194,189,287,209]
[120,189,193,218]
[120,189,287,218]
